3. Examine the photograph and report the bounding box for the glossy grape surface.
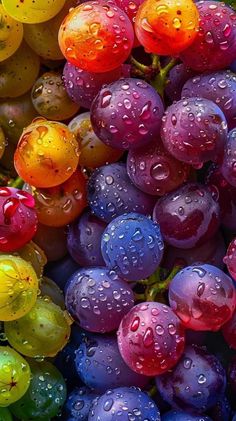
[169,264,236,331]
[14,119,80,188]
[224,238,236,280]
[2,0,66,23]
[91,78,164,150]
[222,310,236,349]
[58,1,134,73]
[221,128,236,188]
[65,267,134,333]
[62,387,98,421]
[165,63,196,102]
[118,302,185,376]
[153,183,220,249]
[0,5,23,62]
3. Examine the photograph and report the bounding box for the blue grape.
[62,386,98,421]
[65,267,134,333]
[45,255,79,291]
[87,163,155,223]
[75,334,149,392]
[221,128,236,188]
[88,387,161,421]
[54,341,80,390]
[156,345,226,413]
[162,410,212,421]
[208,396,232,421]
[101,212,164,281]
[233,414,236,421]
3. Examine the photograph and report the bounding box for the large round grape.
[180,1,236,71]
[161,97,228,168]
[75,334,149,392]
[10,360,66,420]
[0,346,31,406]
[91,78,164,150]
[162,410,212,421]
[2,0,66,23]
[156,345,226,413]
[153,183,221,249]
[0,255,39,321]
[135,0,199,55]
[0,5,23,62]
[5,297,71,357]
[222,310,236,350]
[88,387,161,421]
[65,267,134,333]
[101,212,164,281]
[182,71,236,130]
[221,128,236,188]
[58,1,134,73]
[169,264,236,331]
[118,302,185,376]
[62,387,98,421]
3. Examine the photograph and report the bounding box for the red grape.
[224,238,236,281]
[222,310,236,350]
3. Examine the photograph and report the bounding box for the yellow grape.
[2,0,66,24]
[0,5,23,62]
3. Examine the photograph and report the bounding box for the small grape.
[12,241,47,279]
[2,0,66,23]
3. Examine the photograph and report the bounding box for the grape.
[165,63,197,102]
[0,254,38,321]
[75,334,149,392]
[87,163,155,222]
[161,97,228,168]
[0,42,40,98]
[0,5,23,62]
[54,341,79,389]
[68,112,123,169]
[91,78,164,150]
[65,267,134,333]
[0,408,12,421]
[101,212,164,281]
[13,241,46,279]
[117,302,185,376]
[23,0,78,60]
[31,72,79,121]
[33,169,87,227]
[62,387,98,421]
[221,128,236,188]
[0,93,37,145]
[2,0,66,23]
[155,345,226,413]
[88,387,161,421]
[5,297,71,357]
[0,141,16,177]
[0,346,31,406]
[162,411,212,421]
[14,118,80,188]
[127,140,190,196]
[0,127,6,161]
[45,255,79,291]
[168,264,236,331]
[222,310,236,349]
[63,62,127,109]
[180,1,236,72]
[0,187,38,252]
[33,223,67,262]
[181,71,236,130]
[135,0,199,55]
[224,238,236,281]
[40,276,65,309]
[163,232,226,270]
[114,0,144,46]
[208,396,232,421]
[153,183,221,249]
[67,210,106,267]
[10,360,66,420]
[229,356,236,395]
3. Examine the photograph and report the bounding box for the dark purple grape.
[62,386,98,421]
[165,63,197,102]
[88,387,161,421]
[181,71,236,130]
[87,163,155,223]
[162,410,212,421]
[91,78,164,150]
[230,60,236,73]
[185,330,208,346]
[208,396,232,421]
[169,264,236,331]
[75,334,149,392]
[54,341,80,390]
[65,267,134,333]
[45,256,79,291]
[161,97,228,168]
[155,345,226,413]
[101,212,164,281]
[127,140,190,196]
[228,356,236,395]
[221,128,236,187]
[67,211,106,267]
[153,183,221,249]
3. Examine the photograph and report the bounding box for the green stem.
[9,176,24,189]
[130,56,149,74]
[134,293,146,301]
[151,54,161,71]
[151,58,178,97]
[146,265,182,302]
[148,385,157,398]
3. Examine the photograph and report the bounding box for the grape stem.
[130,56,150,74]
[148,385,157,398]
[146,265,182,302]
[8,176,24,189]
[151,58,178,97]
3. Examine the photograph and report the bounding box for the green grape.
[2,0,66,24]
[40,276,65,309]
[0,255,39,322]
[5,297,71,358]
[0,5,23,62]
[0,407,12,420]
[10,360,66,420]
[0,346,31,407]
[0,42,40,98]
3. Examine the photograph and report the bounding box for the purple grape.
[185,330,208,346]
[87,163,155,223]
[230,60,236,73]
[162,410,212,421]
[155,345,226,413]
[67,211,106,267]
[75,334,149,392]
[228,356,236,395]
[161,97,228,168]
[208,396,232,421]
[165,63,197,102]
[153,183,221,249]
[101,212,164,281]
[127,140,190,196]
[45,255,79,291]
[91,78,164,150]
[181,71,236,130]
[221,128,236,187]
[169,264,236,331]
[88,387,161,421]
[62,387,98,421]
[65,267,134,333]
